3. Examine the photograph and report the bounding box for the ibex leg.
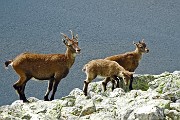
[102,77,111,91]
[44,79,54,101]
[129,75,133,90]
[13,76,29,102]
[50,79,60,101]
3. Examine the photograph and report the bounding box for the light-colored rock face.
[0,72,180,120]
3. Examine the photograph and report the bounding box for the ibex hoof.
[83,92,87,96]
[23,99,29,103]
[129,86,133,90]
[44,96,50,101]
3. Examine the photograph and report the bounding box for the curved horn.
[75,34,79,41]
[61,33,68,39]
[60,32,64,36]
[69,30,74,39]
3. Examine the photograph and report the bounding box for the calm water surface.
[0,0,180,105]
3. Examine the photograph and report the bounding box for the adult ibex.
[5,30,81,102]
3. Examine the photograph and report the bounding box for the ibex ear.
[133,41,138,46]
[62,39,68,45]
[133,41,136,45]
[61,33,69,45]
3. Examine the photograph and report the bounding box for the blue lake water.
[0,0,180,105]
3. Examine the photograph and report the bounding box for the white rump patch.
[10,62,13,66]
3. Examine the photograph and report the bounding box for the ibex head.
[61,30,81,54]
[121,71,134,85]
[133,39,149,53]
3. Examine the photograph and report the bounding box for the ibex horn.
[61,33,68,39]
[141,39,145,43]
[69,30,74,39]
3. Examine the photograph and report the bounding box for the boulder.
[134,105,165,120]
[0,71,180,120]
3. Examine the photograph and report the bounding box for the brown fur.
[5,31,81,102]
[82,59,133,96]
[103,40,149,90]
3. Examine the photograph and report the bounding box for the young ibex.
[5,30,81,102]
[82,59,134,96]
[103,40,149,91]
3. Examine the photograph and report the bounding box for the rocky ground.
[0,71,180,120]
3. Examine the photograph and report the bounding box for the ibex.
[82,59,134,96]
[5,30,81,102]
[103,40,149,91]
